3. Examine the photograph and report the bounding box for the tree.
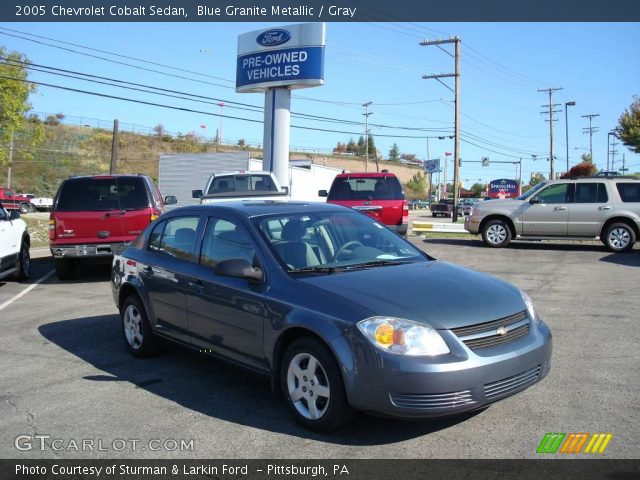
[333,142,346,154]
[367,135,376,157]
[470,182,487,197]
[580,153,592,163]
[346,138,357,154]
[401,153,417,162]
[357,136,365,155]
[0,47,38,166]
[406,172,427,197]
[153,124,166,138]
[615,96,640,154]
[529,172,546,187]
[237,138,246,148]
[560,161,597,179]
[388,143,400,162]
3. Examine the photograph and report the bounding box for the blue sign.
[488,178,520,198]
[236,46,325,91]
[256,29,291,47]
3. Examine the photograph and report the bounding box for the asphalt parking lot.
[1,239,639,459]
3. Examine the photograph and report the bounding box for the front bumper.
[50,243,129,258]
[464,215,481,234]
[345,321,552,418]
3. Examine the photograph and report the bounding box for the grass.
[22,215,50,248]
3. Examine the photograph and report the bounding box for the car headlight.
[357,317,450,356]
[521,290,539,324]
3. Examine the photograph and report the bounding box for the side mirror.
[164,195,177,205]
[318,190,328,197]
[9,209,20,220]
[192,189,203,199]
[214,258,264,283]
[529,196,541,205]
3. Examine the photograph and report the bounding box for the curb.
[412,221,466,234]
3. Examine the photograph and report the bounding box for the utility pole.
[110,119,119,174]
[7,132,14,189]
[581,113,599,162]
[538,87,563,180]
[609,133,619,171]
[565,101,575,173]
[421,36,461,221]
[362,102,373,172]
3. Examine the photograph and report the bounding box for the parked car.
[49,174,175,280]
[319,171,408,235]
[112,201,552,432]
[430,198,462,218]
[408,199,429,210]
[461,198,480,216]
[464,176,640,252]
[20,193,54,212]
[0,202,30,281]
[0,188,33,214]
[192,171,289,203]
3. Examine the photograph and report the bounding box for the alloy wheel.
[123,304,143,349]
[286,353,331,420]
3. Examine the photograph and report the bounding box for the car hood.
[475,198,523,212]
[299,261,526,330]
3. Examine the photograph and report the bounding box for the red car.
[320,171,408,235]
[49,174,175,279]
[0,188,33,213]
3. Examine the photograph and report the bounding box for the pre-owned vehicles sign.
[236,23,325,93]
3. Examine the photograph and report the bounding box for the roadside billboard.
[488,178,520,198]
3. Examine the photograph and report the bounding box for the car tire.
[482,219,512,248]
[28,204,37,213]
[12,241,30,281]
[431,213,437,217]
[19,203,30,214]
[603,222,636,253]
[54,258,75,280]
[281,337,356,432]
[121,295,160,358]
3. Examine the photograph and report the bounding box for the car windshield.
[254,210,428,274]
[517,181,547,200]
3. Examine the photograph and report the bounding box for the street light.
[565,101,575,173]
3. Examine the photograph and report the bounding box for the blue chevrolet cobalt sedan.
[111,202,552,431]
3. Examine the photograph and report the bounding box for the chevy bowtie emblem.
[496,326,508,336]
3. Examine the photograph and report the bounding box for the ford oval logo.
[257,29,291,47]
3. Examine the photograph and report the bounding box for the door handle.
[142,266,154,275]
[553,206,566,211]
[598,206,611,210]
[187,279,204,291]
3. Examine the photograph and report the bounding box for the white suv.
[464,177,640,252]
[0,202,30,281]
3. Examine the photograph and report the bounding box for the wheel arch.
[480,214,517,237]
[600,216,639,240]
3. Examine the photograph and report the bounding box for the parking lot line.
[0,269,55,312]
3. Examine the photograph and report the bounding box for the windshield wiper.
[346,259,413,269]
[289,266,342,275]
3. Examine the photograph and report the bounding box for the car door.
[567,182,610,236]
[185,215,267,371]
[0,205,18,270]
[521,183,572,236]
[138,215,201,344]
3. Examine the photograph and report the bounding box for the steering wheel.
[334,241,364,261]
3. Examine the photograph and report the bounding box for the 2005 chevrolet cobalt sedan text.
[111,202,552,431]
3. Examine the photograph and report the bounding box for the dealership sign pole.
[237,24,326,190]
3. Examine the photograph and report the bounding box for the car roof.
[65,174,149,180]
[164,201,347,218]
[547,176,639,183]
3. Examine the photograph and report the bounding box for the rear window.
[206,175,278,195]
[55,177,149,212]
[616,183,640,202]
[328,176,404,201]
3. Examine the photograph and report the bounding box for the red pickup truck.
[0,188,33,213]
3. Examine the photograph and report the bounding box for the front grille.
[484,365,541,400]
[451,311,530,351]
[390,390,475,410]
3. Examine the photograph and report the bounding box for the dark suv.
[320,172,408,235]
[49,175,174,279]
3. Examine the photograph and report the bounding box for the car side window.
[574,183,608,203]
[537,183,570,204]
[616,183,640,202]
[156,216,199,260]
[200,218,255,267]
[148,220,166,252]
